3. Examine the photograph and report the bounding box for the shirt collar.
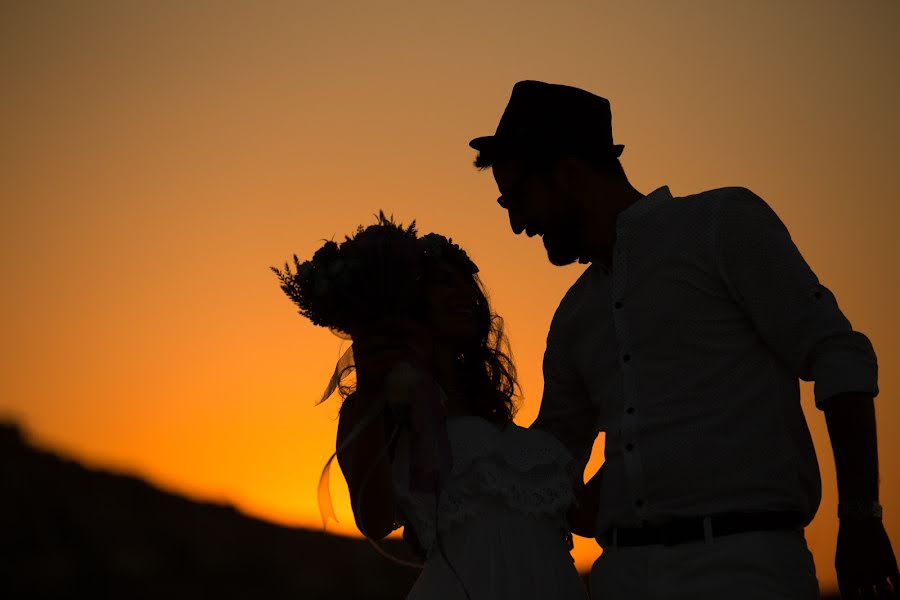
[616,185,672,230]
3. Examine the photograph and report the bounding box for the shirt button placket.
[612,234,648,520]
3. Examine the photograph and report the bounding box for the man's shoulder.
[666,186,775,223]
[561,263,594,302]
[551,265,595,329]
[675,186,761,207]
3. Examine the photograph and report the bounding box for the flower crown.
[272,212,478,338]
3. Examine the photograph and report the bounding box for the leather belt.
[598,511,805,548]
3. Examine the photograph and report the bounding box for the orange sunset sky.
[2,1,898,591]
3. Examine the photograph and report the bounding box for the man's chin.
[544,236,580,267]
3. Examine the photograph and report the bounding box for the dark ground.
[0,422,839,599]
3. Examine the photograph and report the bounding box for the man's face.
[492,158,583,266]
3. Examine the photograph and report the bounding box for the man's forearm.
[823,392,879,504]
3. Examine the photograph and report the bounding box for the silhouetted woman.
[274,215,586,599]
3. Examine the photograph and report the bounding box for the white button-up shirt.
[531,185,879,535]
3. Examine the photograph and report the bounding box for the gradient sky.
[2,1,898,589]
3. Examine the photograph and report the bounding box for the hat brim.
[470,136,625,159]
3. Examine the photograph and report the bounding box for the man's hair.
[474,146,626,180]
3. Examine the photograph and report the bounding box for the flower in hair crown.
[418,233,478,276]
[273,214,477,338]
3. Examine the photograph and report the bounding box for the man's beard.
[543,230,582,266]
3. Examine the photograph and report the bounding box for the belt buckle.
[659,517,704,546]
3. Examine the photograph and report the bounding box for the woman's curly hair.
[272,212,519,425]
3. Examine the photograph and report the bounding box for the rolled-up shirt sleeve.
[714,188,878,408]
[531,309,597,479]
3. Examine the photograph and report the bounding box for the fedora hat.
[469,80,624,159]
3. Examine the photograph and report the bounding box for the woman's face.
[421,262,485,350]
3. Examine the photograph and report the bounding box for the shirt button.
[626,407,635,415]
[614,301,623,309]
[625,443,635,451]
[634,499,645,508]
[623,354,631,363]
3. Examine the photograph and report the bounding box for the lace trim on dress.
[394,418,578,551]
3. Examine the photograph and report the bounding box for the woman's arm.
[337,319,433,540]
[336,392,398,540]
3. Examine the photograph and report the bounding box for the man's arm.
[567,463,605,537]
[823,392,898,599]
[823,392,878,506]
[714,189,895,597]
[530,306,599,535]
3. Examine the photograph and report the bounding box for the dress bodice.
[391,415,578,552]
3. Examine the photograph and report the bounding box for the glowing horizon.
[2,1,898,590]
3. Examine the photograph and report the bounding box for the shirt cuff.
[811,331,879,409]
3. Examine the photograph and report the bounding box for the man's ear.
[550,155,585,194]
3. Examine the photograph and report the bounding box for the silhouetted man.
[470,80,898,599]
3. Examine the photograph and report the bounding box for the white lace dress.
[391,415,588,600]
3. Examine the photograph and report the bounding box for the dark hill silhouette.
[0,421,420,599]
[0,422,840,599]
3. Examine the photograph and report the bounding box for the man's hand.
[567,464,605,538]
[836,518,899,599]
[823,393,897,597]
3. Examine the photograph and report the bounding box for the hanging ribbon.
[317,344,355,406]
[316,343,357,528]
